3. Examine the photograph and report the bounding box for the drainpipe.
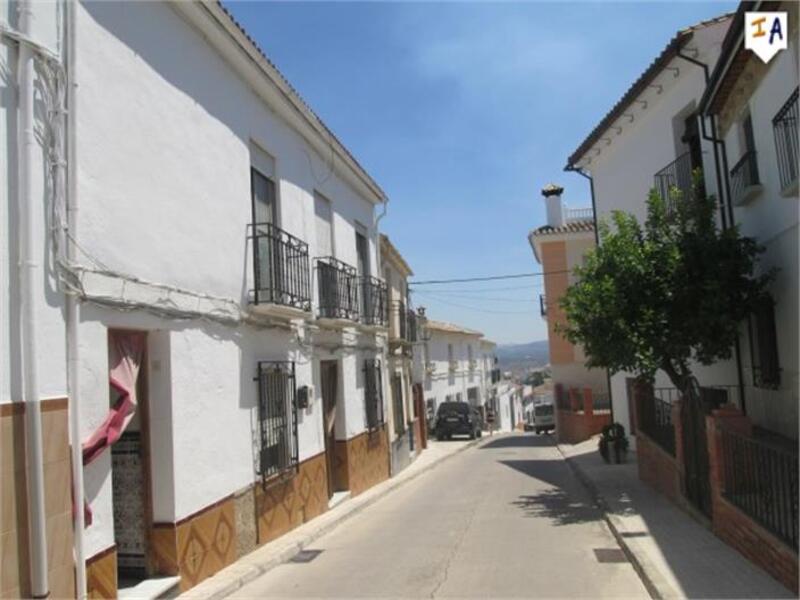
[65,1,87,597]
[676,51,746,416]
[563,165,616,427]
[18,0,50,596]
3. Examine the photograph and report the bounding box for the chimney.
[541,183,564,227]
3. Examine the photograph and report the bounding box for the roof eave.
[565,30,695,169]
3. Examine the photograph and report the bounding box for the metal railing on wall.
[250,223,311,311]
[361,276,388,326]
[720,427,798,550]
[729,150,760,205]
[654,152,694,211]
[315,256,359,321]
[639,387,676,456]
[773,88,798,190]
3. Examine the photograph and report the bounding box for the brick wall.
[636,432,682,505]
[555,387,611,444]
[706,408,798,594]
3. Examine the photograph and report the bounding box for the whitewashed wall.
[422,330,484,412]
[716,37,799,439]
[1,2,68,404]
[584,21,738,436]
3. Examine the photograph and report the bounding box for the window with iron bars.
[364,358,384,430]
[773,87,798,191]
[256,361,299,483]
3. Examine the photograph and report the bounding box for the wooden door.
[320,361,338,498]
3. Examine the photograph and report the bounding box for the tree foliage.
[559,178,773,391]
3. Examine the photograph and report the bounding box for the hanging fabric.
[82,331,145,465]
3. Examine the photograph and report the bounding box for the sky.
[225,1,735,345]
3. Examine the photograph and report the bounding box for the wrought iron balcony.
[315,256,359,321]
[729,150,761,206]
[654,152,694,210]
[249,223,311,312]
[773,88,798,191]
[361,275,388,327]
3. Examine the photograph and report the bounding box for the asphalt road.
[231,433,649,598]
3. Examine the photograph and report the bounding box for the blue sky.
[226,1,734,345]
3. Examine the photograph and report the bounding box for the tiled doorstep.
[118,576,181,600]
[180,436,492,600]
[559,438,794,600]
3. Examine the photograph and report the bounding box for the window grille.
[256,361,298,482]
[364,359,384,430]
[773,88,798,190]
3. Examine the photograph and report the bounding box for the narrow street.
[232,434,649,598]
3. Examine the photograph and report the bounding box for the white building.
[1,2,395,597]
[381,234,424,475]
[414,319,495,430]
[564,14,738,441]
[697,1,798,439]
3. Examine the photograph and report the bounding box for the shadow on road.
[511,488,600,525]
[480,433,555,449]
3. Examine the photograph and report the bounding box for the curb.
[556,444,664,600]
[183,435,492,599]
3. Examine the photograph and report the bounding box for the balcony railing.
[564,207,594,222]
[361,276,388,327]
[773,88,798,190]
[315,257,359,321]
[250,223,311,311]
[654,152,694,211]
[729,150,760,205]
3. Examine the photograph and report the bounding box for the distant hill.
[495,340,549,369]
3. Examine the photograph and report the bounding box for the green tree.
[559,179,772,395]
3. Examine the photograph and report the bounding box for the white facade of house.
[413,320,494,427]
[700,4,799,439]
[567,16,739,439]
[2,1,392,593]
[494,381,523,433]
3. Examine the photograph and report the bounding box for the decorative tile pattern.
[151,497,238,593]
[255,453,328,545]
[335,426,390,497]
[111,432,147,574]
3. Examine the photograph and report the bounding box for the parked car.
[532,403,555,434]
[434,402,483,440]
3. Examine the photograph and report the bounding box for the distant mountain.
[495,340,549,368]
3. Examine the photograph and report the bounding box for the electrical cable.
[410,269,570,286]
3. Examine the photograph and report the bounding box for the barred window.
[391,373,405,436]
[772,88,798,190]
[749,298,780,390]
[364,359,384,430]
[256,361,298,481]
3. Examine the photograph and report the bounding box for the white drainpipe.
[18,0,50,596]
[65,1,87,597]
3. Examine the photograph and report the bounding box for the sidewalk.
[559,438,794,599]
[180,435,493,599]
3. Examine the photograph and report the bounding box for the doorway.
[108,330,153,585]
[320,360,340,499]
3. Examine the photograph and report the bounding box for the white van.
[532,402,555,434]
